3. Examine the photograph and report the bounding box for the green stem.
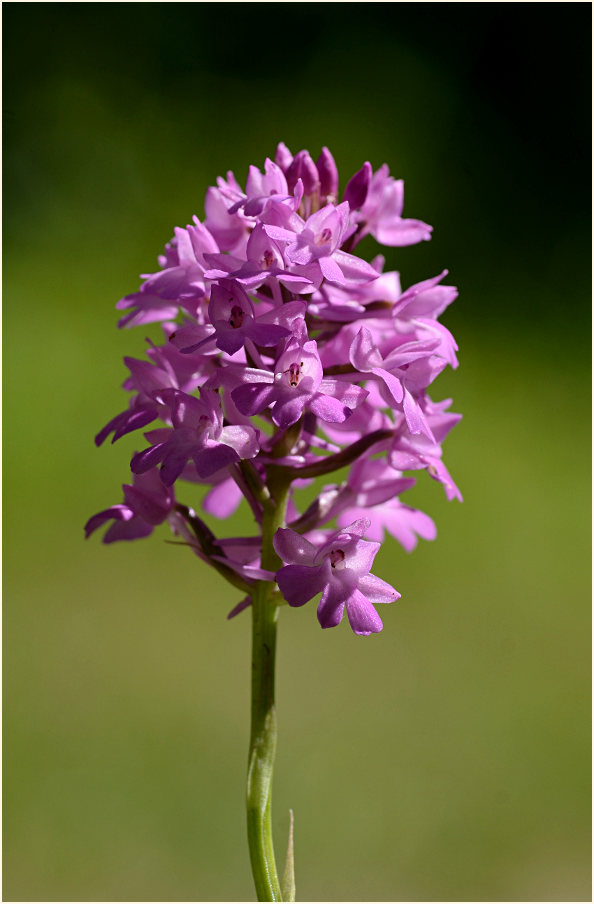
[247,469,291,902]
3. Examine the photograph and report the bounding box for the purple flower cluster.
[87,143,461,635]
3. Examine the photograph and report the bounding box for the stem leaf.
[281,809,296,903]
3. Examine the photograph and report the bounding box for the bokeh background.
[3,4,591,902]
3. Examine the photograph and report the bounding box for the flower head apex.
[88,141,461,638]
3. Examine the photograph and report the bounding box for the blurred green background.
[3,4,591,901]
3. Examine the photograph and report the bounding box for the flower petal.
[131,443,169,475]
[276,564,327,606]
[84,505,134,538]
[317,585,345,629]
[344,589,384,635]
[273,528,317,566]
[232,382,277,417]
[219,425,260,460]
[193,444,239,479]
[357,573,400,604]
[319,254,344,283]
[308,392,350,423]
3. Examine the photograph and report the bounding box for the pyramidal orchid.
[86,143,461,902]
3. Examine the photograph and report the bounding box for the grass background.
[3,4,591,901]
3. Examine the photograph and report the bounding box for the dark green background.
[4,4,591,901]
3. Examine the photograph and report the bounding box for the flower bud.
[275,141,293,173]
[344,161,372,210]
[286,150,320,195]
[316,147,339,200]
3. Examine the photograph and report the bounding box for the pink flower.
[231,331,367,429]
[263,200,379,286]
[85,469,175,543]
[274,520,400,636]
[131,388,259,485]
[356,164,433,246]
